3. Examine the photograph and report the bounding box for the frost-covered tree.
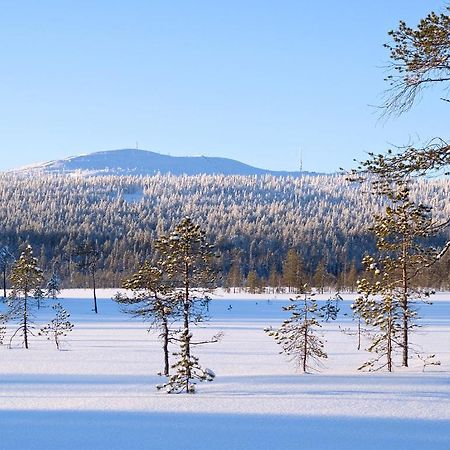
[46,270,61,299]
[0,246,14,298]
[353,271,402,372]
[7,245,44,349]
[353,183,441,370]
[155,217,218,394]
[0,172,449,290]
[266,286,327,373]
[115,262,177,377]
[349,5,450,268]
[39,303,73,350]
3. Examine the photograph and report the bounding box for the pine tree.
[155,217,218,394]
[39,303,74,350]
[322,293,342,322]
[266,286,327,373]
[33,287,45,310]
[75,241,101,313]
[353,184,439,370]
[0,246,14,298]
[7,245,44,349]
[353,270,402,372]
[115,262,177,377]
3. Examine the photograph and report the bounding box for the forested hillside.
[1,173,449,288]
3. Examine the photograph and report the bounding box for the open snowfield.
[1,289,449,450]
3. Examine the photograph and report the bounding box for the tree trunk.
[401,241,409,367]
[183,259,192,391]
[3,268,6,298]
[162,317,170,376]
[357,317,361,351]
[387,309,392,372]
[92,269,98,314]
[303,299,308,372]
[24,294,28,349]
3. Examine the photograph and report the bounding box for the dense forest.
[0,172,449,290]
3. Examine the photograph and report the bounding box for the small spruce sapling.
[39,303,74,350]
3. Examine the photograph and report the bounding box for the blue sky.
[0,0,447,173]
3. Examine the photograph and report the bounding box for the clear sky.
[0,0,448,173]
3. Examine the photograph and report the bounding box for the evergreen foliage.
[383,6,450,116]
[46,270,61,299]
[155,217,218,394]
[39,303,74,350]
[266,286,328,373]
[6,245,44,349]
[0,173,449,290]
[75,241,101,313]
[353,183,440,370]
[115,262,177,376]
[0,246,14,298]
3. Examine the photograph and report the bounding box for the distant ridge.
[12,149,319,177]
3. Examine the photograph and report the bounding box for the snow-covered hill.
[13,149,313,177]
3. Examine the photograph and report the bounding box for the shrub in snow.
[39,303,74,350]
[266,285,327,373]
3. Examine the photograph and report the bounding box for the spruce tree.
[246,270,259,294]
[33,287,45,310]
[7,245,44,349]
[266,286,327,373]
[268,265,279,293]
[227,260,242,293]
[115,262,177,377]
[46,270,61,299]
[39,303,74,350]
[282,249,303,293]
[155,217,218,394]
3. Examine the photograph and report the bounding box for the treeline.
[0,172,449,290]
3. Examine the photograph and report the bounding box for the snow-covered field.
[1,289,449,450]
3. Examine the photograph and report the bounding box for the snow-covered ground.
[1,289,449,450]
